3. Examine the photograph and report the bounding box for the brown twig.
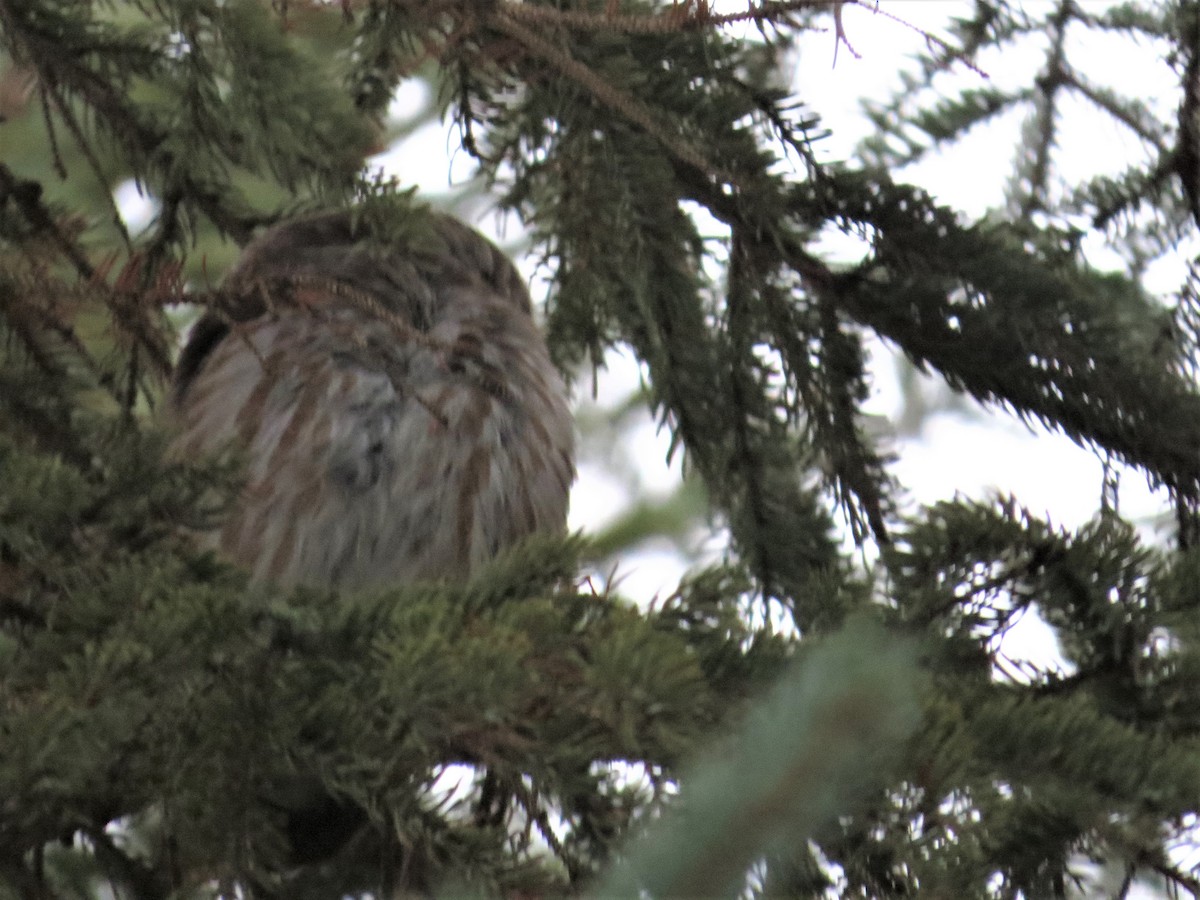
[0,164,95,280]
[0,164,177,383]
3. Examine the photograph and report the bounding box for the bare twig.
[0,164,95,279]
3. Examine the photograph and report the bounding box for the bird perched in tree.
[170,209,574,590]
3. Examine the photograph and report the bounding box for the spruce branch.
[0,0,142,246]
[0,274,118,415]
[85,826,168,900]
[861,85,1020,170]
[596,615,920,898]
[0,164,96,281]
[725,255,777,569]
[1085,157,1176,231]
[813,290,890,543]
[0,164,178,388]
[1177,0,1200,229]
[490,12,727,181]
[498,0,827,35]
[663,223,839,608]
[676,166,892,547]
[1012,0,1074,219]
[1061,69,1170,155]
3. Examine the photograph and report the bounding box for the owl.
[171,210,574,590]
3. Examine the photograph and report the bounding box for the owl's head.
[174,209,534,406]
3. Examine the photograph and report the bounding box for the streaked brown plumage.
[171,210,574,589]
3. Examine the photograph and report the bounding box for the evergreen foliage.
[2,0,1200,897]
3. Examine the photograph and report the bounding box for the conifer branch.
[1087,157,1175,230]
[1176,0,1200,229]
[490,12,726,181]
[1014,0,1074,219]
[726,233,788,596]
[0,0,142,246]
[85,827,167,900]
[498,0,828,34]
[597,616,919,897]
[0,165,95,281]
[814,291,890,543]
[1062,70,1170,155]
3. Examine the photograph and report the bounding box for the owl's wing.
[171,297,573,588]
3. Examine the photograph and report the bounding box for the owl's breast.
[173,291,573,589]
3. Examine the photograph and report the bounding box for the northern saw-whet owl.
[171,210,574,589]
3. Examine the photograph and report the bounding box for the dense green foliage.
[3,0,1200,897]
